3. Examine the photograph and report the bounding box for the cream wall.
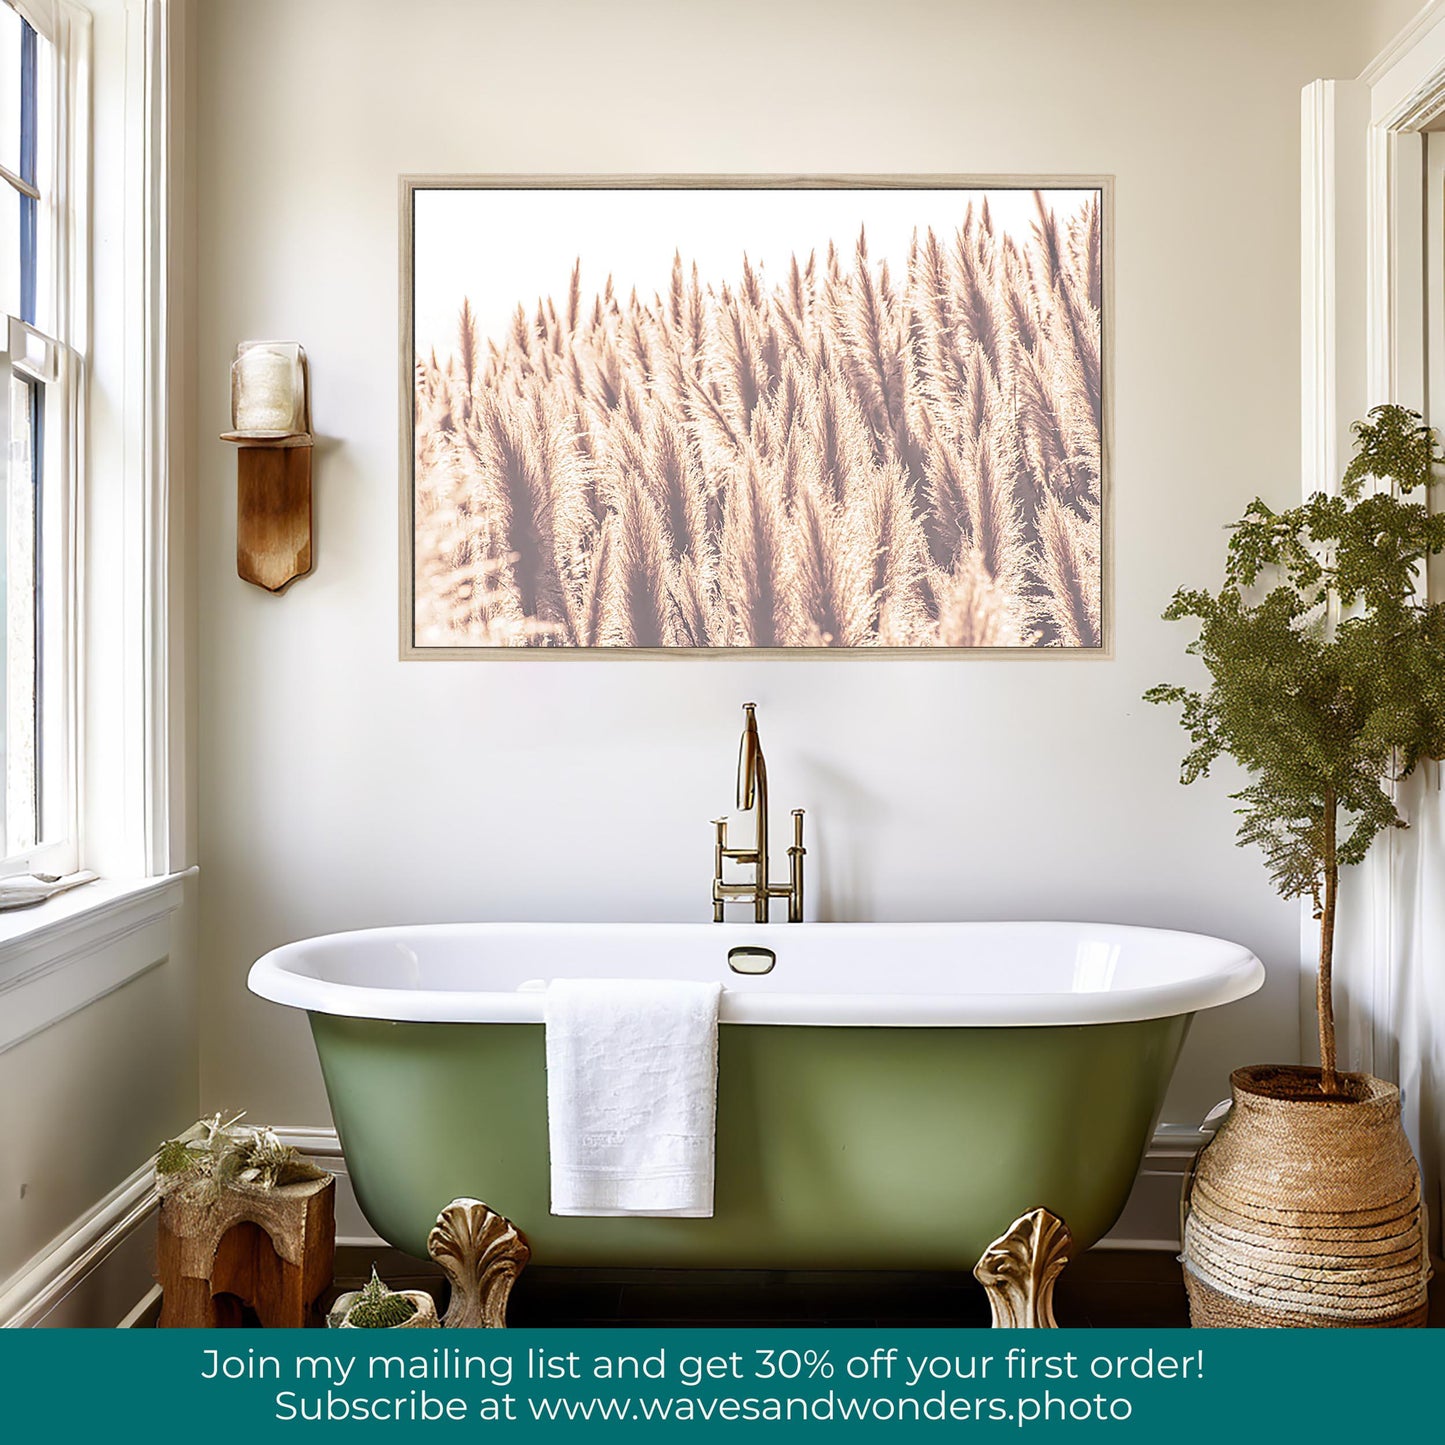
[0,903,196,1280]
[1371,0,1429,57]
[195,0,1391,1136]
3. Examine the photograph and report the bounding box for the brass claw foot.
[973,1206,1072,1328]
[426,1198,530,1328]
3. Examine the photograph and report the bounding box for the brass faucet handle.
[711,818,727,922]
[714,817,757,860]
[787,809,806,923]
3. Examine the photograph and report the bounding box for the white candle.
[233,343,304,434]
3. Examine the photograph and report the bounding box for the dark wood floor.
[332,1246,1193,1329]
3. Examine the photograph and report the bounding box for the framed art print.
[401,177,1107,655]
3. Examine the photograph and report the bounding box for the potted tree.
[1146,404,1444,1327]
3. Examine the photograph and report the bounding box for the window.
[2,0,74,876]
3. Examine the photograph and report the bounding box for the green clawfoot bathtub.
[248,921,1262,1280]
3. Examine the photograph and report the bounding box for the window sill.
[0,868,194,1054]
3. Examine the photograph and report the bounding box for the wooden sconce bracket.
[232,442,313,592]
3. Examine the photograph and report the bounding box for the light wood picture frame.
[400,176,1112,659]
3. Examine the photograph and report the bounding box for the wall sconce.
[220,341,313,592]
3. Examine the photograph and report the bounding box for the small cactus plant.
[334,1268,419,1329]
[327,1272,438,1329]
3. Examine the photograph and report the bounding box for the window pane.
[4,372,38,854]
[0,180,17,319]
[0,3,21,178]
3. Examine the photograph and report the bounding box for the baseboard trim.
[0,1158,159,1328]
[1094,1238,1182,1253]
[274,1125,344,1158]
[118,1284,163,1329]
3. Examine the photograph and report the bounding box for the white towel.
[545,978,722,1217]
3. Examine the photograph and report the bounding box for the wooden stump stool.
[158,1175,335,1328]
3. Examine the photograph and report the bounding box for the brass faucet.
[711,703,805,923]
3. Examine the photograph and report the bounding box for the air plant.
[155,1112,326,1202]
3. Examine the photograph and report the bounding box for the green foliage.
[1146,407,1445,915]
[344,1268,417,1329]
[155,1137,199,1177]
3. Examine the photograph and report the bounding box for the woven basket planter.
[1182,1065,1431,1328]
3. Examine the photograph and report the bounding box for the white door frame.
[1302,1,1445,1079]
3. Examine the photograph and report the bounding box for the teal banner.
[4,1328,1438,1437]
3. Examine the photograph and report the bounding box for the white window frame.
[1,0,85,880]
[0,0,195,1071]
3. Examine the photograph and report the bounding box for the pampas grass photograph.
[407,182,1103,650]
